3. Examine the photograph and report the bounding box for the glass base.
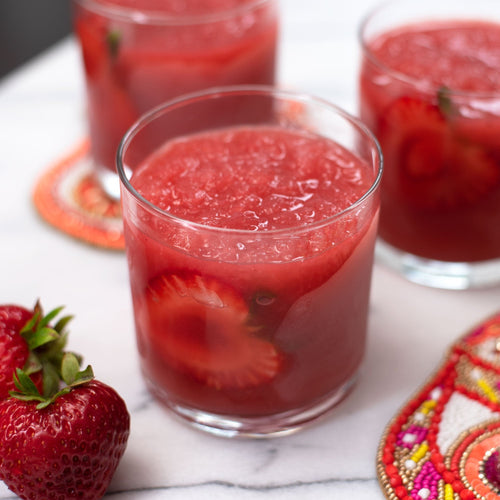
[376,240,500,290]
[144,375,357,438]
[96,166,122,201]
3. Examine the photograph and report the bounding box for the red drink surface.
[123,126,379,417]
[360,20,500,262]
[73,0,278,173]
[132,127,374,231]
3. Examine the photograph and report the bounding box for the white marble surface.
[0,0,499,498]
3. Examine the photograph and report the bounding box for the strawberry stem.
[437,86,455,118]
[107,29,121,58]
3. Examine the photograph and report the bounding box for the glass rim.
[359,0,500,99]
[116,85,383,237]
[72,0,274,25]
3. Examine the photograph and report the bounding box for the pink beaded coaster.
[32,140,125,250]
[377,312,500,500]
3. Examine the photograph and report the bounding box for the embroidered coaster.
[377,312,500,500]
[32,140,125,250]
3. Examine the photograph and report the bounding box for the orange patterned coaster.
[377,312,500,500]
[33,140,125,250]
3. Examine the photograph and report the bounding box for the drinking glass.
[359,0,500,289]
[117,86,382,437]
[73,0,279,199]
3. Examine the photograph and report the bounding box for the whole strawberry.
[0,306,130,500]
[0,356,130,500]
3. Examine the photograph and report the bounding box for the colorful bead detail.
[377,312,500,500]
[32,139,125,250]
[411,461,440,499]
[397,425,428,450]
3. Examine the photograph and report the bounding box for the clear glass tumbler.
[117,86,382,437]
[73,0,279,199]
[359,0,500,289]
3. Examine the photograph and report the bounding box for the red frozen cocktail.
[359,0,500,288]
[73,0,278,198]
[117,88,382,437]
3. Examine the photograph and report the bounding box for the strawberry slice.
[379,96,500,209]
[75,14,123,80]
[143,272,282,390]
[74,16,108,79]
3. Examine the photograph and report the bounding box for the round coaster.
[32,140,125,250]
[377,312,500,500]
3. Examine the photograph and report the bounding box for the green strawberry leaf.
[20,304,67,351]
[25,327,59,350]
[61,352,94,386]
[44,331,69,360]
[14,368,39,394]
[10,368,43,401]
[72,365,94,386]
[20,310,40,335]
[38,306,65,329]
[54,314,73,334]
[23,352,42,375]
[42,362,61,398]
[61,352,81,384]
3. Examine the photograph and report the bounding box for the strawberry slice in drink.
[379,95,500,209]
[75,15,138,170]
[142,272,282,390]
[74,15,111,80]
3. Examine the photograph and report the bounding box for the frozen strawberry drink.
[359,0,500,289]
[117,87,382,437]
[73,0,278,198]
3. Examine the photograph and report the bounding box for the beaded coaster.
[32,140,124,250]
[377,312,500,500]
